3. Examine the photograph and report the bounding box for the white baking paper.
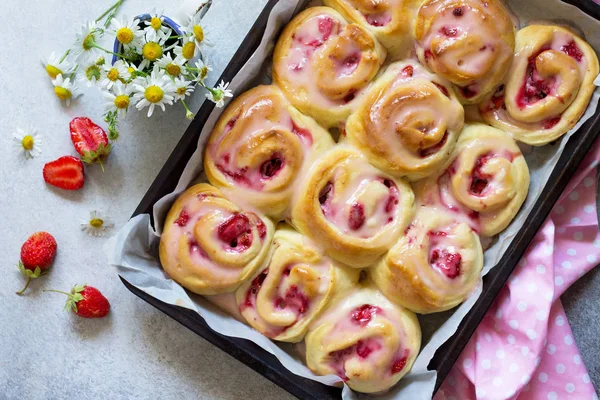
[105,0,600,399]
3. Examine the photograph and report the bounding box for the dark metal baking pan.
[123,0,600,398]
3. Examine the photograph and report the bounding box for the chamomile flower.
[192,59,212,84]
[173,35,197,61]
[103,81,133,118]
[109,16,144,52]
[81,210,114,237]
[206,80,233,108]
[99,60,131,89]
[143,10,171,43]
[13,126,42,159]
[41,52,73,80]
[52,74,80,106]
[132,66,176,117]
[78,63,102,87]
[173,77,194,101]
[71,21,103,65]
[139,34,168,71]
[184,13,213,53]
[155,54,186,77]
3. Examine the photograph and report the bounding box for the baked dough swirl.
[323,0,421,60]
[371,207,483,313]
[480,25,599,146]
[346,61,464,180]
[205,85,334,219]
[414,124,529,237]
[414,0,515,104]
[291,146,414,268]
[305,285,421,393]
[236,225,358,342]
[159,184,275,295]
[273,6,386,128]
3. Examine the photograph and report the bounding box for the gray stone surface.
[0,0,598,398]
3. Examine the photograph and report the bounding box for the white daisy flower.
[143,10,172,43]
[41,52,73,80]
[183,13,214,54]
[155,54,186,77]
[206,81,233,108]
[109,16,144,52]
[173,35,197,61]
[192,59,212,84]
[52,74,81,106]
[139,34,168,71]
[71,21,103,65]
[81,210,115,237]
[13,126,42,159]
[78,61,103,87]
[173,77,194,102]
[99,60,131,89]
[132,66,176,117]
[103,81,133,118]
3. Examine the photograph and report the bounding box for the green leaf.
[72,284,86,294]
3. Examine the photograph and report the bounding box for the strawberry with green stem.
[16,232,57,295]
[44,284,110,318]
[70,117,112,171]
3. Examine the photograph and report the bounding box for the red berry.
[350,304,382,326]
[20,232,57,271]
[43,156,85,190]
[70,117,111,165]
[217,214,253,250]
[348,203,366,231]
[46,284,110,318]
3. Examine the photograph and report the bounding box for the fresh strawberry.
[16,232,57,295]
[44,284,110,318]
[70,117,111,167]
[43,156,85,190]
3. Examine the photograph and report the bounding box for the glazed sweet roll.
[273,6,386,128]
[159,184,275,295]
[291,146,414,268]
[414,124,529,237]
[346,61,464,180]
[480,25,599,146]
[371,207,483,313]
[204,85,334,219]
[323,0,421,60]
[305,285,421,393]
[236,225,358,342]
[414,0,515,104]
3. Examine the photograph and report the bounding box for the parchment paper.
[105,1,600,398]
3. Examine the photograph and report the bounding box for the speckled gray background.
[0,0,597,398]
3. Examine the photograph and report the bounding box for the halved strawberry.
[43,156,85,190]
[70,117,111,166]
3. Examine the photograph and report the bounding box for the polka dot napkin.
[435,139,600,400]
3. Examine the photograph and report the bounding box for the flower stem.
[43,289,71,296]
[15,277,32,295]
[103,0,125,28]
[96,0,124,23]
[92,44,136,61]
[59,49,71,64]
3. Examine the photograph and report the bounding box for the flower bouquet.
[41,0,232,146]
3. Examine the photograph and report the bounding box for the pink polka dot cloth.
[435,139,600,400]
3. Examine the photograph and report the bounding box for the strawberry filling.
[224,115,239,133]
[260,156,284,179]
[459,85,478,99]
[452,7,464,17]
[328,339,383,381]
[300,15,336,48]
[339,52,361,76]
[319,181,334,211]
[470,154,492,196]
[383,179,399,214]
[561,40,583,62]
[274,284,310,315]
[364,12,391,27]
[401,65,414,77]
[543,117,561,130]
[243,269,269,308]
[291,119,313,146]
[188,237,208,259]
[419,130,449,158]
[440,26,458,37]
[516,50,555,107]
[391,355,408,374]
[175,210,190,227]
[343,89,357,104]
[433,82,450,97]
[430,248,461,279]
[256,219,267,239]
[217,214,253,251]
[350,304,382,326]
[217,164,253,187]
[348,203,366,231]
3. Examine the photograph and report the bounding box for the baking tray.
[124,0,600,398]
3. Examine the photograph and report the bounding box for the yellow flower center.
[182,42,196,60]
[89,218,104,228]
[142,42,163,61]
[200,66,208,80]
[114,95,130,109]
[107,68,119,81]
[145,86,164,103]
[45,65,62,79]
[83,33,96,51]
[116,27,134,44]
[150,17,162,30]
[128,66,135,74]
[166,63,181,76]
[193,25,204,43]
[54,86,72,100]
[177,87,187,96]
[21,135,34,151]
